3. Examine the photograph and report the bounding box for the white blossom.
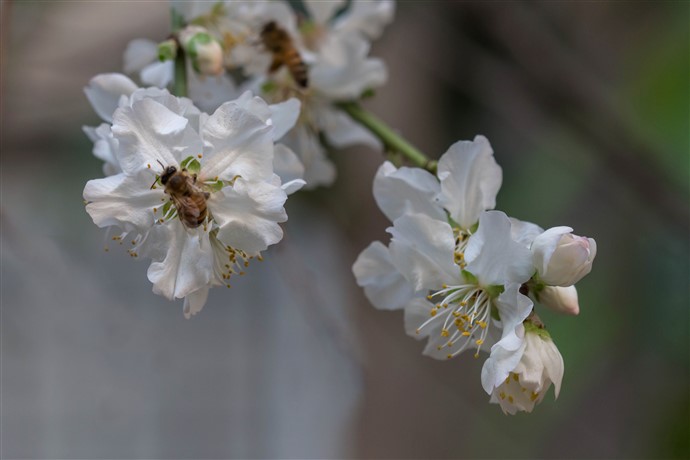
[388,210,533,361]
[354,137,523,364]
[83,88,301,316]
[489,326,564,415]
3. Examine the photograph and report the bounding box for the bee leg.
[269,57,283,73]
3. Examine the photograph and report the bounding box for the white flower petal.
[84,73,139,123]
[83,123,121,176]
[437,135,502,229]
[183,286,210,319]
[480,284,533,394]
[283,125,336,189]
[310,35,387,100]
[231,91,273,122]
[212,177,287,255]
[318,105,382,150]
[123,38,159,75]
[112,97,202,175]
[147,223,214,300]
[140,61,175,88]
[353,241,417,310]
[373,161,445,223]
[541,337,565,398]
[84,171,163,233]
[269,98,301,141]
[200,100,274,181]
[273,143,305,186]
[388,213,458,291]
[188,72,240,113]
[464,211,534,286]
[333,0,395,40]
[535,285,580,316]
[303,0,345,25]
[510,217,544,248]
[481,337,527,395]
[403,297,435,338]
[127,87,202,131]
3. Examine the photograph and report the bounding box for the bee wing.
[172,195,201,220]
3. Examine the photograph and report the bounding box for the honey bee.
[159,164,210,229]
[260,20,308,88]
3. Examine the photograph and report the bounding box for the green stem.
[171,8,187,97]
[337,101,436,172]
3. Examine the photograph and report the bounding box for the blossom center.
[418,282,492,359]
[210,233,261,288]
[494,372,543,413]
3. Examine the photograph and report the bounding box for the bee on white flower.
[184,0,395,188]
[83,82,303,317]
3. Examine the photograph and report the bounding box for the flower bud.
[490,326,564,415]
[179,26,224,76]
[534,285,579,316]
[531,226,596,286]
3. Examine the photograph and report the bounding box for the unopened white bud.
[531,226,596,286]
[535,285,579,316]
[179,25,224,76]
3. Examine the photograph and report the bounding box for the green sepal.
[360,88,376,99]
[460,269,478,285]
[490,304,501,321]
[261,80,278,94]
[185,32,215,74]
[186,32,213,56]
[524,321,552,340]
[205,179,225,192]
[161,200,175,220]
[180,156,201,174]
[299,20,318,36]
[158,39,178,62]
[484,284,505,299]
[525,277,546,302]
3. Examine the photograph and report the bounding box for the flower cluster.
[81,0,598,416]
[353,135,596,413]
[123,0,394,188]
[84,1,393,316]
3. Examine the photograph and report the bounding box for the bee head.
[160,165,177,185]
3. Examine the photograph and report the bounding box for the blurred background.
[2,1,688,458]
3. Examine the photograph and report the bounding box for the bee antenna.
[156,159,165,169]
